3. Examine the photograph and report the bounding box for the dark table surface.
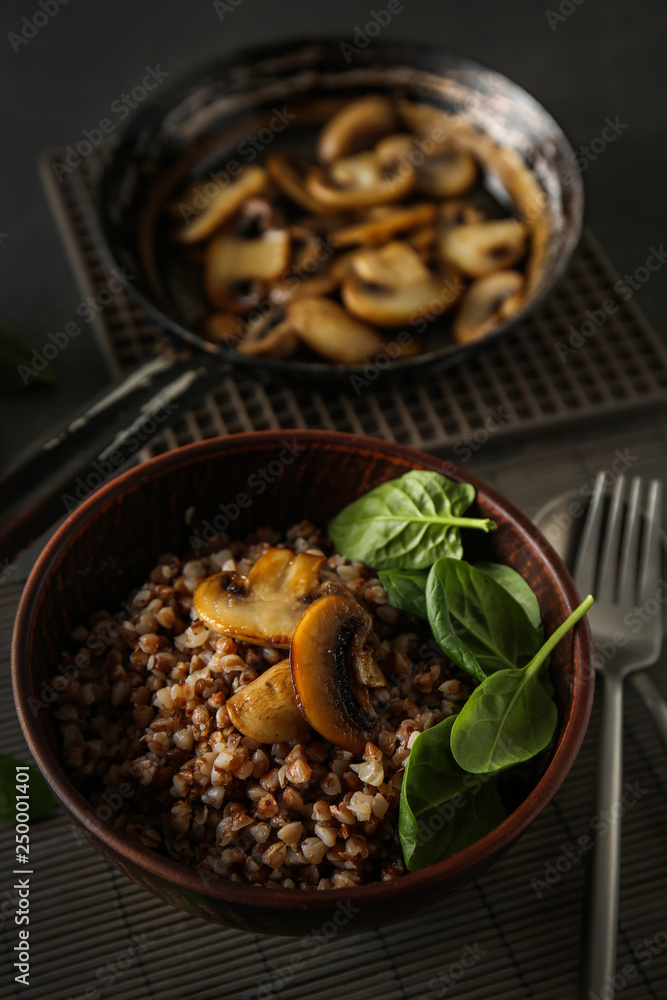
[1,0,666,472]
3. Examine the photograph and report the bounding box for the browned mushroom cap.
[174,165,267,244]
[193,547,326,647]
[440,218,528,277]
[330,202,437,246]
[290,592,379,754]
[453,269,525,343]
[227,659,311,743]
[266,153,332,213]
[204,227,291,312]
[236,315,298,359]
[306,152,416,210]
[317,94,398,164]
[287,296,383,364]
[341,240,453,326]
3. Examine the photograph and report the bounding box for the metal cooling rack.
[39,148,667,459]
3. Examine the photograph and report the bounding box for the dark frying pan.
[0,39,583,563]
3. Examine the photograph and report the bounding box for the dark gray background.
[1,0,665,470]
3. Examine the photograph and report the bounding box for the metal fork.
[574,473,663,999]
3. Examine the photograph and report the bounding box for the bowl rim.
[12,429,594,912]
[96,37,585,384]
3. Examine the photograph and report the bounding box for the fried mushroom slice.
[202,312,240,348]
[375,133,477,198]
[174,165,267,244]
[440,218,528,278]
[306,152,415,210]
[453,269,525,343]
[317,94,398,164]
[290,592,380,754]
[266,153,332,213]
[193,548,326,647]
[227,659,311,743]
[341,240,455,326]
[287,297,383,364]
[204,227,291,312]
[330,202,437,246]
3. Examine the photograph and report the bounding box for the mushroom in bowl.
[12,431,594,934]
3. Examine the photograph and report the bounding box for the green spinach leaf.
[378,568,428,619]
[450,595,593,774]
[0,754,56,824]
[426,559,543,681]
[399,716,505,870]
[475,561,543,632]
[328,471,496,571]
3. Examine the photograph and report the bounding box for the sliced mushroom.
[236,315,298,359]
[317,94,397,164]
[290,592,379,754]
[174,165,267,244]
[193,547,326,647]
[330,202,437,246]
[438,200,486,229]
[306,152,415,210]
[286,296,383,364]
[440,218,528,278]
[266,153,332,213]
[268,226,340,305]
[416,144,477,198]
[453,269,525,343]
[227,659,311,743]
[376,133,477,198]
[205,227,291,312]
[341,240,454,326]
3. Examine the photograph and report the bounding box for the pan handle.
[0,351,224,566]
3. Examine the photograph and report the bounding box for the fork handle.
[632,672,667,749]
[581,672,623,999]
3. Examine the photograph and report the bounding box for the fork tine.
[597,476,626,603]
[638,480,663,604]
[617,477,642,607]
[573,471,607,597]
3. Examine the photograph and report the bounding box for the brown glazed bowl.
[12,431,594,935]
